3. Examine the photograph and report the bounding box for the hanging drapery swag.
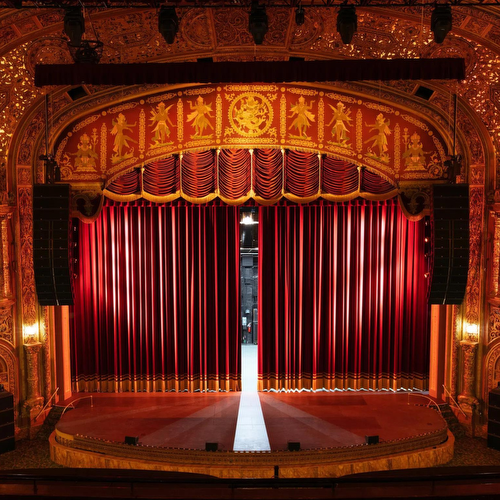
[258,199,430,392]
[71,200,241,392]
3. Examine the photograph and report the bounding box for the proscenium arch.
[22,82,462,198]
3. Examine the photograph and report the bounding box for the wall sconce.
[23,324,39,344]
[464,322,479,341]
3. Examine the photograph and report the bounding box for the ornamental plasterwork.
[465,187,484,330]
[0,306,13,345]
[51,84,449,192]
[489,305,500,342]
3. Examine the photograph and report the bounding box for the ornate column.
[22,341,43,420]
[459,340,479,405]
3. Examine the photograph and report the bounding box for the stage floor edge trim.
[50,430,454,479]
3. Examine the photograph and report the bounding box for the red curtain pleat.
[285,150,319,198]
[143,156,179,196]
[181,149,216,200]
[254,148,283,201]
[322,156,359,195]
[71,200,240,392]
[106,168,141,195]
[258,199,429,391]
[218,149,251,200]
[361,168,396,194]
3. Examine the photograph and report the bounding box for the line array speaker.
[33,184,74,306]
[429,184,469,305]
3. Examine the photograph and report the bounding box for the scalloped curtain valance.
[104,148,397,206]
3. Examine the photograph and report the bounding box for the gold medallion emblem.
[228,92,273,137]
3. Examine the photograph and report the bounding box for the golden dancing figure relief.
[111,113,137,164]
[326,102,352,147]
[150,102,175,147]
[402,130,428,171]
[71,131,98,172]
[233,95,267,133]
[365,113,391,162]
[288,96,315,140]
[187,96,214,139]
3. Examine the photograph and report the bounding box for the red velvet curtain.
[258,199,429,391]
[71,200,240,392]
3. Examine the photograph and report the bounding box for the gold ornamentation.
[289,96,315,140]
[108,156,139,175]
[486,342,500,394]
[23,343,43,414]
[225,138,278,146]
[149,103,175,148]
[19,187,36,326]
[224,85,278,93]
[280,94,287,139]
[108,102,138,115]
[458,340,479,406]
[145,145,174,158]
[0,216,12,299]
[0,305,13,344]
[364,102,394,114]
[100,123,107,173]
[401,114,429,131]
[326,102,352,148]
[73,114,100,133]
[228,92,273,138]
[489,305,500,341]
[288,138,318,149]
[187,96,214,139]
[356,109,363,154]
[394,123,401,173]
[325,93,358,104]
[318,98,324,145]
[138,108,146,156]
[402,129,428,171]
[184,139,213,149]
[17,167,31,186]
[324,144,356,157]
[0,344,16,397]
[431,136,446,162]
[365,113,391,163]
[147,93,177,104]
[111,113,138,163]
[287,87,318,97]
[216,94,222,138]
[177,98,183,143]
[491,213,500,298]
[71,131,98,172]
[55,136,69,165]
[183,88,215,96]
[466,187,483,326]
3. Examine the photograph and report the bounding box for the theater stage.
[50,391,453,478]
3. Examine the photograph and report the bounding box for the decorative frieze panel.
[54,84,450,195]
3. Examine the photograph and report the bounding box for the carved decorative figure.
[289,96,315,139]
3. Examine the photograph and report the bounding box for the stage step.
[36,405,67,441]
[438,403,466,438]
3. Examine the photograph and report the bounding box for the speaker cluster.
[429,185,469,305]
[33,184,74,306]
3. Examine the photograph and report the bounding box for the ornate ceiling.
[0,2,499,194]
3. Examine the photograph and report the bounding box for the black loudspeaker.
[488,385,500,451]
[124,436,139,445]
[429,184,469,305]
[0,392,15,455]
[287,441,300,451]
[33,184,74,306]
[365,435,379,445]
[205,442,218,452]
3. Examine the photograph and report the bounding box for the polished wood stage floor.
[50,391,454,478]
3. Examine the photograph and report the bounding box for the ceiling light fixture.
[337,5,357,45]
[64,6,85,46]
[158,5,179,45]
[431,4,452,44]
[249,0,268,45]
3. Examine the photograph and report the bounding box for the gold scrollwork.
[227,92,273,138]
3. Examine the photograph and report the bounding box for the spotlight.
[249,1,268,45]
[295,5,305,26]
[337,5,357,45]
[431,5,452,44]
[158,6,179,45]
[64,7,85,46]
